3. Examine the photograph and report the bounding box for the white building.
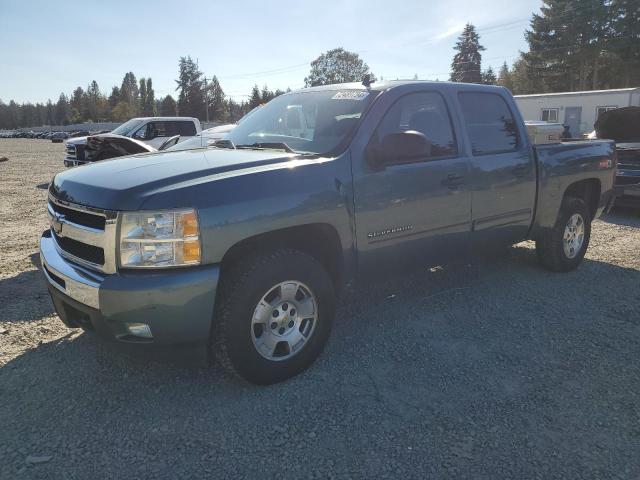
[515,87,640,135]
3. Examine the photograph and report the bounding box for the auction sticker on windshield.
[331,91,370,101]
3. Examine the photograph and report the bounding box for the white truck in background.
[64,117,202,167]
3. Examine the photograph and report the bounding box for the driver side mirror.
[366,130,431,167]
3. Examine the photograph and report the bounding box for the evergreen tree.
[45,100,54,125]
[108,86,120,111]
[54,93,70,125]
[139,78,147,116]
[523,0,611,92]
[482,67,497,85]
[450,23,485,83]
[304,48,375,87]
[206,75,227,122]
[260,85,275,103]
[248,85,262,109]
[144,78,156,116]
[86,80,102,121]
[175,56,204,118]
[70,86,85,122]
[120,72,139,110]
[159,95,177,116]
[610,0,640,87]
[497,62,514,91]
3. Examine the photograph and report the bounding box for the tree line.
[1,0,637,130]
[0,57,291,130]
[451,0,638,94]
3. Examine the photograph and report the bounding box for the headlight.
[119,209,201,268]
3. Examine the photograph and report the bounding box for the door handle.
[513,165,530,177]
[442,174,465,189]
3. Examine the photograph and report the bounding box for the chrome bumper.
[40,232,103,309]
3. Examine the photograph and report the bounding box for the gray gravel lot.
[1,138,639,479]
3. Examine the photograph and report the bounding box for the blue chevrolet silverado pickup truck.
[40,80,616,384]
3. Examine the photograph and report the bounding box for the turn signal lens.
[182,239,201,264]
[181,211,199,237]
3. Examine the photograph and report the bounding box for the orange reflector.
[181,211,199,237]
[182,239,201,263]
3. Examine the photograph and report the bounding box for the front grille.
[49,200,105,230]
[53,230,105,266]
[48,194,117,274]
[75,144,85,161]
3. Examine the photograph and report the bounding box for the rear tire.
[536,197,591,272]
[212,249,336,385]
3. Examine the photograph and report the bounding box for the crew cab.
[41,81,616,384]
[63,117,201,167]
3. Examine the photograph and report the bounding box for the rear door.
[457,91,536,247]
[564,107,582,137]
[353,91,472,271]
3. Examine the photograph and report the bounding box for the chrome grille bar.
[48,194,118,274]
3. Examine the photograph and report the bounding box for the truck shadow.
[0,253,55,322]
[1,243,639,477]
[600,207,640,227]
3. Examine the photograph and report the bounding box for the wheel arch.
[219,223,345,292]
[563,178,601,219]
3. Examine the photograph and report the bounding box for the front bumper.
[40,231,220,345]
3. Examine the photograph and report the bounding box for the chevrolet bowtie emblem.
[51,212,65,236]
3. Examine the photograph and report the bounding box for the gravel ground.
[1,138,639,479]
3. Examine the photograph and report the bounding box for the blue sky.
[0,0,542,104]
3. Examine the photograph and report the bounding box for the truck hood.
[66,135,88,146]
[50,148,300,210]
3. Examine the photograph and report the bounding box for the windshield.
[226,90,377,155]
[111,119,144,136]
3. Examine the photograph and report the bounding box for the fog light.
[126,322,153,339]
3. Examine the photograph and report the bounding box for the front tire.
[536,197,591,272]
[213,249,336,385]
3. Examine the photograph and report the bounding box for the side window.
[458,92,519,155]
[375,92,458,159]
[133,123,148,139]
[541,108,559,122]
[169,121,196,136]
[138,122,168,139]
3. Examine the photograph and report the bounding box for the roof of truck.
[128,117,199,122]
[290,79,508,94]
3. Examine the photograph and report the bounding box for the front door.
[353,91,472,271]
[457,92,537,248]
[564,107,582,137]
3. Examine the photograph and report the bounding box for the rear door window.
[168,121,196,136]
[458,92,520,155]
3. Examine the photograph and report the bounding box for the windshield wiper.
[235,142,296,153]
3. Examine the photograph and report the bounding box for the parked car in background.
[51,131,68,143]
[593,106,640,207]
[79,134,182,161]
[41,81,617,385]
[63,117,201,166]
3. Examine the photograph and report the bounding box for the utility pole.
[203,75,209,123]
